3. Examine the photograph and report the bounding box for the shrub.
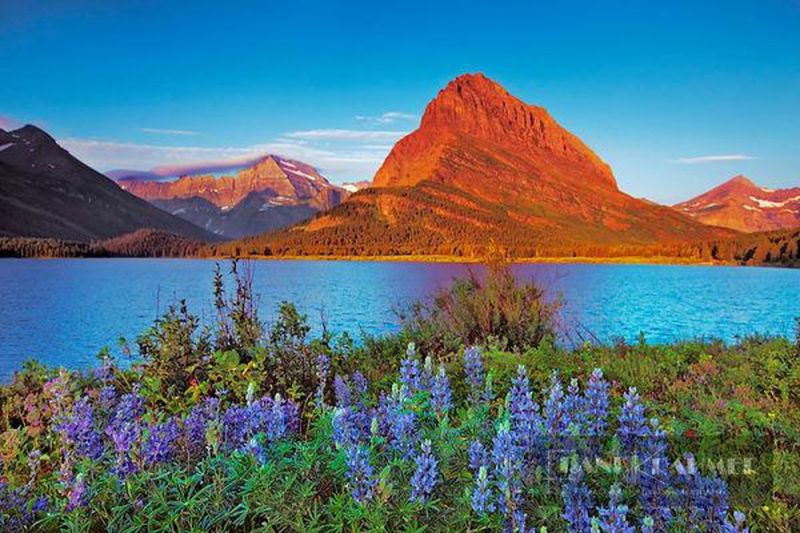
[400,263,560,355]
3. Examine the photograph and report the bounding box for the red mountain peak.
[373,73,617,191]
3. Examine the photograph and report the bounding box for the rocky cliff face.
[674,175,800,232]
[373,73,616,192]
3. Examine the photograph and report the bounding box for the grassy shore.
[0,263,797,531]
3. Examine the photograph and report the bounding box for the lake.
[0,259,797,381]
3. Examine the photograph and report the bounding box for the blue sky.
[1,0,798,203]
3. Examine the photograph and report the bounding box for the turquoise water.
[0,259,797,380]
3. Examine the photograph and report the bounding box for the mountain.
[118,156,347,238]
[0,125,215,242]
[674,175,800,232]
[342,180,372,193]
[217,73,731,258]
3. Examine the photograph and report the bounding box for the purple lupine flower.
[351,371,368,403]
[222,404,249,450]
[463,346,485,406]
[508,365,541,459]
[563,378,586,434]
[492,421,523,518]
[596,484,634,532]
[380,385,418,459]
[93,358,114,383]
[420,355,434,392]
[112,390,146,423]
[637,418,673,527]
[617,387,647,458]
[345,444,376,504]
[545,371,569,438]
[468,439,488,473]
[105,390,145,477]
[430,364,452,415]
[584,368,610,437]
[184,397,220,458]
[399,347,422,393]
[471,465,495,514]
[142,418,179,467]
[334,375,352,408]
[98,385,117,412]
[674,453,729,529]
[65,474,87,512]
[410,439,438,503]
[246,436,269,465]
[332,406,368,448]
[723,511,749,533]
[315,354,330,408]
[640,516,655,533]
[561,463,594,533]
[57,397,103,460]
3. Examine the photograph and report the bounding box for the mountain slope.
[118,155,347,238]
[0,125,215,241]
[674,175,800,232]
[217,73,732,258]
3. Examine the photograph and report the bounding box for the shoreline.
[0,254,742,267]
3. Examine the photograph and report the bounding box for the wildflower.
[637,418,673,527]
[184,397,220,457]
[723,510,749,533]
[334,375,352,408]
[351,371,368,403]
[468,439,488,473]
[97,385,117,411]
[380,385,418,459]
[430,364,452,415]
[584,368,610,444]
[399,348,422,393]
[545,371,571,463]
[508,365,540,458]
[315,354,330,407]
[57,397,103,460]
[561,463,594,533]
[596,484,634,532]
[106,390,145,477]
[410,439,438,502]
[463,346,485,405]
[142,418,179,467]
[492,421,523,517]
[332,406,368,448]
[545,371,569,438]
[246,436,269,465]
[617,388,647,458]
[65,474,87,512]
[345,444,376,504]
[640,516,655,533]
[471,465,495,514]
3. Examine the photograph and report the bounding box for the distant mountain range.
[223,73,732,257]
[0,125,214,242]
[116,156,349,239]
[674,175,800,233]
[2,74,797,261]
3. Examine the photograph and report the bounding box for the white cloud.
[355,111,417,124]
[284,129,408,141]
[140,127,203,136]
[675,154,757,164]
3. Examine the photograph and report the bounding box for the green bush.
[400,263,560,356]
